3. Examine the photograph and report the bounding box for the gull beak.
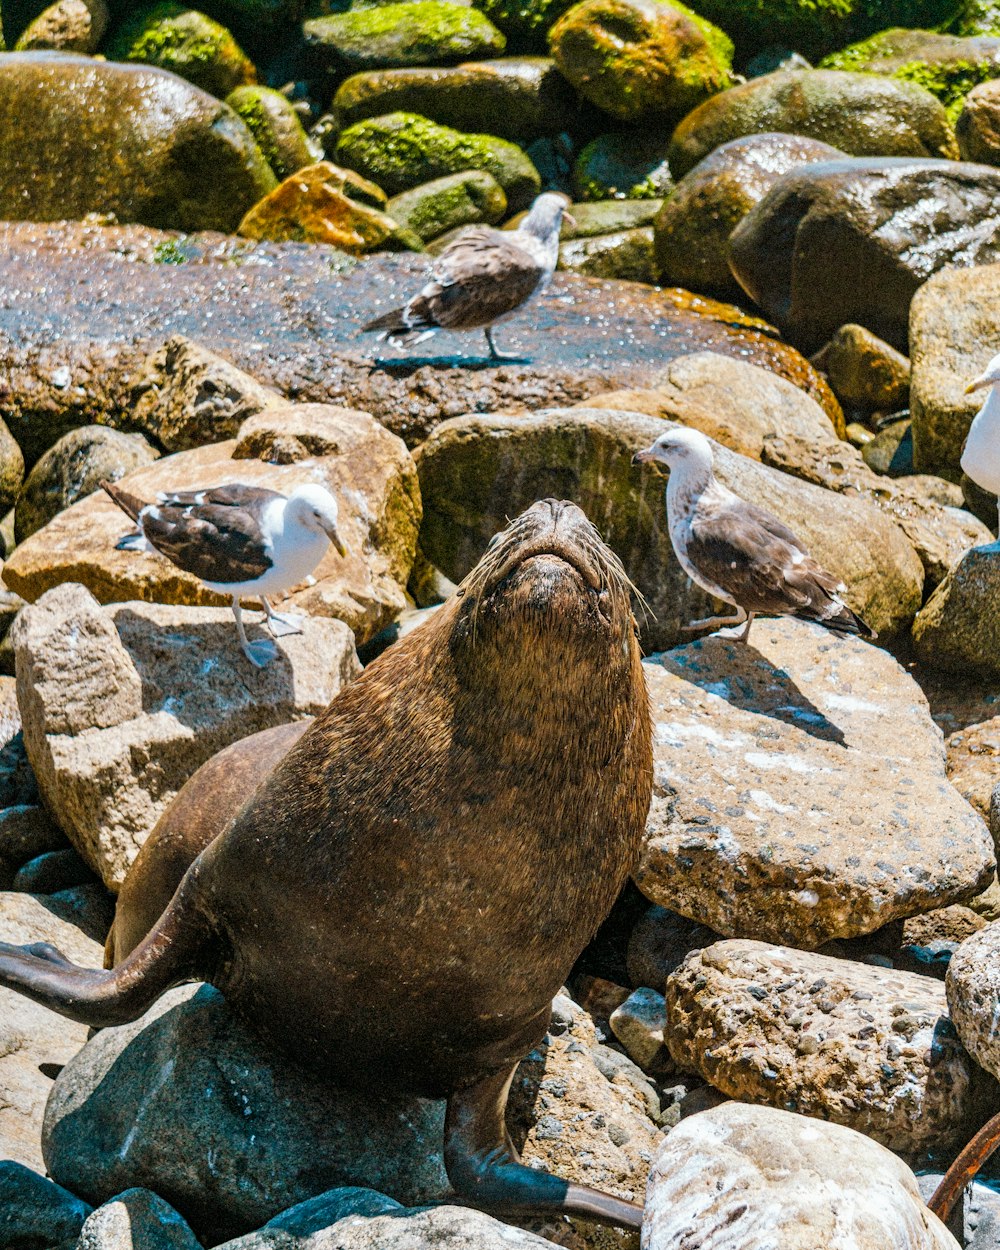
[632,447,654,465]
[562,209,577,231]
[323,520,348,557]
[966,371,1000,395]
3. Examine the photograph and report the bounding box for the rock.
[77,1189,202,1250]
[826,324,911,413]
[105,3,257,98]
[332,58,581,142]
[636,619,994,947]
[238,161,420,253]
[729,158,1000,353]
[548,0,732,123]
[227,85,317,181]
[14,0,106,51]
[335,111,540,211]
[643,1102,962,1250]
[608,986,668,1071]
[668,71,958,180]
[957,78,1000,163]
[5,402,421,649]
[653,131,843,298]
[666,939,993,1153]
[820,29,1000,123]
[911,262,1000,477]
[12,847,94,893]
[0,219,840,459]
[572,131,673,201]
[0,683,38,811]
[0,804,66,886]
[0,1161,92,1250]
[42,984,450,1243]
[862,419,913,477]
[212,1189,406,1250]
[471,0,576,52]
[0,412,26,514]
[626,904,720,990]
[0,53,274,232]
[912,544,1000,676]
[14,426,159,544]
[12,583,360,888]
[744,46,812,76]
[125,335,281,454]
[304,5,506,74]
[557,198,663,235]
[387,169,507,241]
[415,408,922,650]
[557,227,655,281]
[0,889,104,1171]
[948,923,1000,1084]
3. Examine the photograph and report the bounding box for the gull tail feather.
[101,479,147,524]
[362,307,410,335]
[798,601,877,641]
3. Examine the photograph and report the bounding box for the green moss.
[956,0,1000,34]
[153,239,189,263]
[304,4,505,68]
[106,3,256,97]
[387,170,506,240]
[471,0,577,51]
[226,84,314,179]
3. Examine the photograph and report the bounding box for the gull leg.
[261,596,304,638]
[681,607,748,632]
[233,597,276,668]
[484,326,524,363]
[735,611,756,643]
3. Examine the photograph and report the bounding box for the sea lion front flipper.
[444,1065,644,1230]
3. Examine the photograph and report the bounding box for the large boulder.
[303,5,506,73]
[667,71,958,179]
[956,77,1000,163]
[226,85,317,181]
[728,157,1000,352]
[635,620,994,947]
[104,4,257,98]
[76,1189,202,1250]
[644,1103,961,1250]
[12,583,360,889]
[0,1162,92,1250]
[415,407,924,651]
[653,131,844,298]
[0,53,275,231]
[946,921,1000,1082]
[4,403,421,647]
[0,220,840,462]
[912,543,1000,676]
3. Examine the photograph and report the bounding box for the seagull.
[102,480,347,667]
[632,427,875,644]
[962,352,1000,529]
[361,191,574,361]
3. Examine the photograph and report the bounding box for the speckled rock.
[14,426,159,544]
[609,987,668,1071]
[0,1162,92,1250]
[76,1189,202,1250]
[636,619,994,947]
[862,419,913,477]
[548,0,732,123]
[924,671,1000,820]
[557,227,655,281]
[211,1189,405,1250]
[5,403,421,648]
[666,940,994,1153]
[12,583,360,888]
[226,85,317,181]
[643,1102,962,1250]
[729,158,1000,352]
[626,904,720,990]
[913,543,1000,676]
[946,922,1000,1083]
[826,324,911,413]
[416,408,922,650]
[304,4,506,74]
[14,0,106,51]
[0,54,275,231]
[668,71,958,179]
[387,169,507,241]
[653,132,844,298]
[957,78,1000,162]
[572,132,673,201]
[0,414,26,515]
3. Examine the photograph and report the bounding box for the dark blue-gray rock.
[12,847,94,893]
[76,1189,202,1250]
[0,1161,92,1250]
[212,1188,404,1249]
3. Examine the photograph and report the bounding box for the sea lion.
[0,499,653,1229]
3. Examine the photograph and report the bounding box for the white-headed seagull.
[962,351,1000,529]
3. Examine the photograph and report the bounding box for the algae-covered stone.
[304,5,505,74]
[226,85,316,180]
[471,0,576,52]
[238,161,420,253]
[387,170,506,241]
[549,0,733,123]
[335,111,541,210]
[820,28,1000,124]
[333,58,580,141]
[572,131,673,200]
[557,227,655,281]
[653,131,843,297]
[957,76,1000,161]
[668,70,958,178]
[0,53,275,231]
[959,0,1000,36]
[14,0,107,52]
[105,3,257,98]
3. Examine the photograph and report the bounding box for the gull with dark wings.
[633,427,875,645]
[362,191,574,361]
[102,480,347,667]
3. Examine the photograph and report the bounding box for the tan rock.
[912,544,1000,676]
[643,1101,961,1249]
[0,889,104,1171]
[609,988,668,1072]
[635,619,994,947]
[826,323,911,413]
[4,403,420,647]
[957,79,1000,166]
[125,336,282,453]
[13,583,360,889]
[946,921,1000,1083]
[922,668,1000,819]
[666,939,994,1154]
[14,0,108,52]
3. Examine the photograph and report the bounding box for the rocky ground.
[4,1,1000,1248]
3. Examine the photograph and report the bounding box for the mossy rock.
[304,4,505,74]
[227,85,316,180]
[557,226,655,281]
[820,28,1000,123]
[335,111,541,210]
[105,3,257,99]
[572,131,673,200]
[15,0,108,52]
[953,0,1000,36]
[549,0,733,123]
[676,0,962,61]
[470,0,577,53]
[386,169,507,241]
[668,70,958,178]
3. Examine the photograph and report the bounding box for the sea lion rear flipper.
[444,1065,643,1230]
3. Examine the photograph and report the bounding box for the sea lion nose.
[542,499,579,529]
